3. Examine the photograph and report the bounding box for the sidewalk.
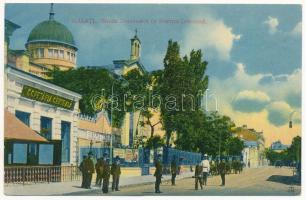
[4,172,194,196]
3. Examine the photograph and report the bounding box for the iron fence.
[4,165,81,184]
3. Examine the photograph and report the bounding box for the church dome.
[26,19,76,49]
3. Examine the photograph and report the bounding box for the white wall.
[5,67,81,165]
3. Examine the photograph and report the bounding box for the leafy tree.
[225,136,244,156]
[145,135,165,149]
[287,136,301,162]
[48,67,126,127]
[265,136,301,165]
[160,40,208,146]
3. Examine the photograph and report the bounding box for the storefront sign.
[113,148,125,159]
[21,85,75,110]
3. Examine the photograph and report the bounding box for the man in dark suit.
[95,157,103,186]
[111,156,121,191]
[170,156,177,186]
[154,154,163,193]
[218,159,226,186]
[79,155,87,188]
[84,152,95,189]
[195,163,203,190]
[102,158,111,193]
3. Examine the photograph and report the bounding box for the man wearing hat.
[111,155,121,191]
[84,152,95,189]
[218,159,226,186]
[99,153,108,188]
[170,156,177,186]
[79,155,87,188]
[200,154,210,186]
[154,154,163,193]
[95,157,103,187]
[102,158,111,193]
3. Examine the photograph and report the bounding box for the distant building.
[6,4,77,79]
[232,125,266,168]
[270,140,289,153]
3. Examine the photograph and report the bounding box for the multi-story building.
[4,20,82,165]
[232,125,266,168]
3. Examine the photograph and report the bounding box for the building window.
[67,52,71,61]
[39,144,54,165]
[54,49,59,58]
[61,121,71,163]
[48,49,53,58]
[40,116,52,140]
[70,53,74,61]
[37,48,44,58]
[15,110,30,126]
[27,143,38,165]
[13,143,27,164]
[59,50,64,59]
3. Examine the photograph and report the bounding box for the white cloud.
[235,90,270,102]
[209,63,301,146]
[232,90,270,113]
[263,16,279,34]
[290,21,302,36]
[266,101,293,126]
[182,14,241,61]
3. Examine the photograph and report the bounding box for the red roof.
[4,110,48,142]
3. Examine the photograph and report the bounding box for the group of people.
[80,152,243,194]
[79,152,121,193]
[195,155,228,189]
[154,153,243,193]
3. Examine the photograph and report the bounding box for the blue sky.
[5,4,302,145]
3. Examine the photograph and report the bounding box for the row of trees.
[265,136,301,165]
[49,40,245,157]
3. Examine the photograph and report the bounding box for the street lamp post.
[110,83,114,164]
[289,110,300,128]
[218,129,221,161]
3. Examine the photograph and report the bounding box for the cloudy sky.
[6,4,302,146]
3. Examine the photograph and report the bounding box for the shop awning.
[4,110,48,142]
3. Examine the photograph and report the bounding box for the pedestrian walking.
[170,156,177,186]
[218,159,226,186]
[102,158,111,193]
[79,155,87,188]
[194,163,203,190]
[84,152,95,189]
[200,154,210,186]
[111,156,121,191]
[154,154,163,193]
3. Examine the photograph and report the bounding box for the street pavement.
[4,166,300,196]
[65,166,301,196]
[4,171,193,196]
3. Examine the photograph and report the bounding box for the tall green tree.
[160,40,208,146]
[225,136,244,156]
[287,136,301,162]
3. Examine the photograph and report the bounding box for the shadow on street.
[266,175,301,186]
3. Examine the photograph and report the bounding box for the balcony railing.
[4,165,81,185]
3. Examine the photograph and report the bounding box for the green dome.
[27,20,76,49]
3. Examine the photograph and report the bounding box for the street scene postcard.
[1,0,304,198]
